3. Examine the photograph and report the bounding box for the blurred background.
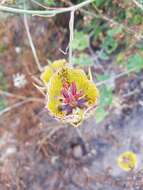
[0,0,143,189]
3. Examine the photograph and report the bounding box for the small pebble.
[140,81,143,89]
[72,144,83,159]
[5,147,17,156]
[51,156,59,165]
[15,46,21,54]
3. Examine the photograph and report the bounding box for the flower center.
[60,81,86,115]
[122,156,130,163]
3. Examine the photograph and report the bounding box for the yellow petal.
[64,68,99,105]
[117,151,137,172]
[40,66,53,85]
[51,59,67,70]
[40,59,67,85]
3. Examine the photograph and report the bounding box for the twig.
[0,89,44,101]
[0,89,44,117]
[59,46,69,55]
[69,10,75,66]
[88,67,93,81]
[76,128,83,139]
[122,89,139,98]
[0,97,43,117]
[0,90,30,99]
[0,0,94,15]
[132,0,143,11]
[23,11,43,72]
[32,13,56,17]
[96,68,136,87]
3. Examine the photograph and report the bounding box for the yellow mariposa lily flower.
[117,151,138,172]
[40,59,99,127]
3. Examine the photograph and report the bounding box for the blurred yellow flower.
[117,151,137,172]
[40,59,99,127]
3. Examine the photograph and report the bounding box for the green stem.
[0,0,94,15]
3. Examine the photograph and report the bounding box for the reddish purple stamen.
[62,89,69,99]
[60,81,86,115]
[71,81,77,96]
